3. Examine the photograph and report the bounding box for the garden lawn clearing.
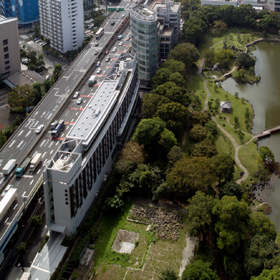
[89,201,190,280]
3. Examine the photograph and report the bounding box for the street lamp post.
[26,92,29,116]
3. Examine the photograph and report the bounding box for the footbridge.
[256,125,280,139]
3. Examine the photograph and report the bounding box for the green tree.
[168,72,186,87]
[142,93,171,119]
[158,128,177,152]
[168,43,200,72]
[251,268,280,280]
[8,84,36,109]
[133,117,165,147]
[161,59,186,77]
[204,120,217,135]
[191,138,218,158]
[167,146,184,164]
[211,20,228,36]
[236,53,256,70]
[259,146,275,163]
[182,260,219,280]
[192,111,212,125]
[43,78,51,93]
[219,181,242,200]
[212,196,251,254]
[32,215,42,227]
[156,102,188,133]
[166,157,217,196]
[185,191,214,237]
[189,124,207,142]
[250,211,277,241]
[34,22,40,37]
[203,49,216,67]
[17,242,27,256]
[183,18,206,46]
[152,68,172,88]
[159,268,178,280]
[235,92,239,98]
[211,153,235,184]
[244,234,280,278]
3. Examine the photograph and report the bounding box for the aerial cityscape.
[0,0,280,279]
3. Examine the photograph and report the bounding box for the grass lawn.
[238,140,260,181]
[213,128,234,157]
[207,80,254,134]
[187,73,204,92]
[88,203,187,280]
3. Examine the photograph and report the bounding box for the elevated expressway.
[0,2,133,263]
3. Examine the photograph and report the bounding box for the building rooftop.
[67,54,137,147]
[151,0,181,13]
[6,71,45,88]
[160,26,174,37]
[0,16,18,24]
[131,6,157,21]
[67,80,118,143]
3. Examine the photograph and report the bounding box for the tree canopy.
[182,260,219,280]
[185,191,214,237]
[166,156,217,197]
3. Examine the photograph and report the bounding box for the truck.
[117,34,123,40]
[0,188,17,222]
[2,159,17,175]
[30,153,42,173]
[15,157,32,178]
[51,119,65,139]
[88,75,96,87]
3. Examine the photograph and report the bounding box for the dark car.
[111,21,115,26]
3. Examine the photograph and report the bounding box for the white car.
[97,68,101,74]
[96,61,101,67]
[113,47,117,52]
[35,124,44,134]
[76,97,83,105]
[73,91,79,98]
[119,41,123,46]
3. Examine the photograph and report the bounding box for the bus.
[95,28,104,39]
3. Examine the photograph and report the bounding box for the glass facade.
[131,14,158,81]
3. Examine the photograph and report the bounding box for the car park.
[73,91,80,98]
[105,50,109,54]
[76,97,83,105]
[35,124,44,134]
[96,61,101,67]
[97,68,101,74]
[106,57,110,62]
[119,41,123,46]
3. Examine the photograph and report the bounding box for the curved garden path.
[198,40,252,183]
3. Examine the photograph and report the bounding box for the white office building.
[39,0,84,53]
[43,54,140,235]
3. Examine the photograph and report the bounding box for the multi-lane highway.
[0,1,134,261]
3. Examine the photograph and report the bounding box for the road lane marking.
[25,131,31,137]
[17,140,24,148]
[8,140,15,148]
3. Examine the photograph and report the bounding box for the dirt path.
[198,49,250,183]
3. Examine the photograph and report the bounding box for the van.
[50,120,59,130]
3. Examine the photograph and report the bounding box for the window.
[3,39,8,45]
[4,47,8,52]
[5,66,10,70]
[4,54,9,59]
[5,60,9,65]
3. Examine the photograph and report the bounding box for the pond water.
[221,41,280,230]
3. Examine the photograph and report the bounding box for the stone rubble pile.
[129,205,183,241]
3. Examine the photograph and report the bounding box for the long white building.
[43,54,140,234]
[39,0,84,53]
